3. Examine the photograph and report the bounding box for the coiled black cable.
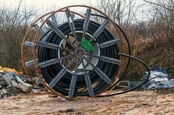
[38,19,120,96]
[37,18,150,97]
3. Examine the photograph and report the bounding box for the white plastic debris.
[2,72,32,92]
[0,70,4,73]
[148,71,169,82]
[2,72,15,86]
[143,66,174,90]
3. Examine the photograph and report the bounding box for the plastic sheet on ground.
[143,66,174,90]
[118,66,174,90]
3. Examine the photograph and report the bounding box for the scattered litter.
[2,72,32,92]
[0,84,2,89]
[2,72,16,86]
[143,66,174,90]
[0,70,32,99]
[117,66,174,90]
[60,98,66,101]
[66,108,74,112]
[0,89,7,98]
[0,70,4,74]
[117,80,141,89]
[32,88,40,93]
[59,107,74,113]
[35,77,42,85]
[49,94,58,98]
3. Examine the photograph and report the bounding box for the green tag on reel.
[81,37,95,52]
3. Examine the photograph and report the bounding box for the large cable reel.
[21,5,150,98]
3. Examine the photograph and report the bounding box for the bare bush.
[144,0,174,40]
[0,1,36,70]
[143,0,174,76]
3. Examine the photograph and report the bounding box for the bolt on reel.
[21,5,150,98]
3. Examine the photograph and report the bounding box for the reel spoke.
[25,59,38,67]
[89,19,109,42]
[51,14,58,26]
[38,55,72,68]
[68,58,82,97]
[65,8,78,42]
[46,20,75,49]
[33,24,46,35]
[97,39,120,49]
[85,53,121,65]
[46,20,65,39]
[83,8,91,37]
[25,41,34,47]
[49,58,75,88]
[38,58,60,68]
[94,67,112,84]
[82,59,94,96]
[49,68,67,88]
[68,73,77,97]
[37,41,60,50]
[84,57,112,84]
[84,72,94,96]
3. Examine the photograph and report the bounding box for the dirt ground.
[0,90,174,115]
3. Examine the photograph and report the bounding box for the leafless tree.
[94,0,137,27]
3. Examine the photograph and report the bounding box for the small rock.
[6,86,21,96]
[0,89,8,94]
[59,108,74,113]
[0,70,4,74]
[35,77,42,85]
[0,81,7,86]
[0,89,8,98]
[66,108,74,112]
[2,72,16,85]
[0,84,2,89]
[49,94,58,98]
[60,98,66,101]
[32,88,40,93]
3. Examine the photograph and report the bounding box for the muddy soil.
[0,90,174,115]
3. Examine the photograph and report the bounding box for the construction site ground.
[0,90,174,115]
